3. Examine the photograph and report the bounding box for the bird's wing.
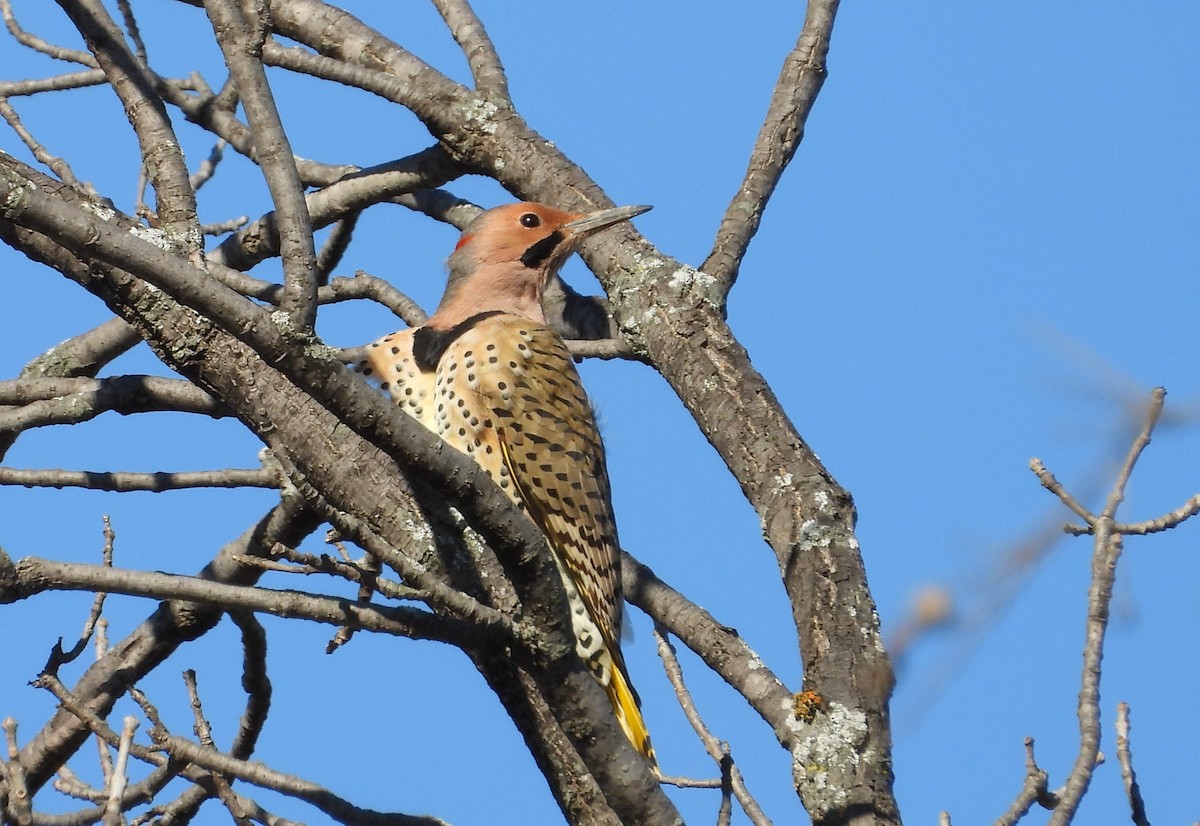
[442,314,624,649]
[360,316,654,763]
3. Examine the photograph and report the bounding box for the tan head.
[430,202,651,328]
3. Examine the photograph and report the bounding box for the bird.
[358,201,656,764]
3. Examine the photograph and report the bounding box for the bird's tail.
[606,662,657,767]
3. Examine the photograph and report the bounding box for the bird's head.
[432,202,651,327]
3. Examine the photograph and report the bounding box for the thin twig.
[260,36,440,116]
[653,626,772,826]
[1029,459,1095,526]
[315,212,360,285]
[232,544,418,602]
[53,763,103,802]
[3,717,33,823]
[102,717,138,826]
[183,670,250,825]
[155,734,451,826]
[115,0,148,64]
[1115,493,1200,535]
[208,146,463,273]
[622,553,794,739]
[1100,388,1166,520]
[266,456,518,638]
[201,216,251,236]
[0,0,99,65]
[993,737,1055,826]
[655,774,721,789]
[0,467,279,492]
[227,612,272,758]
[0,96,81,185]
[34,673,347,826]
[330,271,429,326]
[41,519,113,673]
[190,138,227,191]
[0,68,107,96]
[1115,703,1150,826]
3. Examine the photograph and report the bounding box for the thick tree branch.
[16,317,141,381]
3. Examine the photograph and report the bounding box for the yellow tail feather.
[606,663,657,767]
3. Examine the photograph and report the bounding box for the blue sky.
[1,2,1198,824]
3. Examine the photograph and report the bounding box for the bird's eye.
[519,212,541,228]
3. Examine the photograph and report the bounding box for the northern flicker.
[359,202,656,764]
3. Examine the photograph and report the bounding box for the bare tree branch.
[1036,388,1167,825]
[16,317,142,381]
[654,627,772,826]
[209,146,464,273]
[1,0,98,66]
[101,716,137,826]
[0,375,226,432]
[204,0,318,330]
[430,0,509,98]
[189,136,227,191]
[0,95,83,185]
[181,669,249,824]
[0,318,145,462]
[1115,702,1150,826]
[155,733,451,826]
[623,553,795,742]
[1112,493,1200,535]
[57,0,201,252]
[0,69,107,96]
[0,466,277,491]
[993,738,1055,826]
[0,551,482,648]
[257,25,462,120]
[700,0,839,294]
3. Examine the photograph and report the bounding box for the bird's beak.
[562,204,652,239]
